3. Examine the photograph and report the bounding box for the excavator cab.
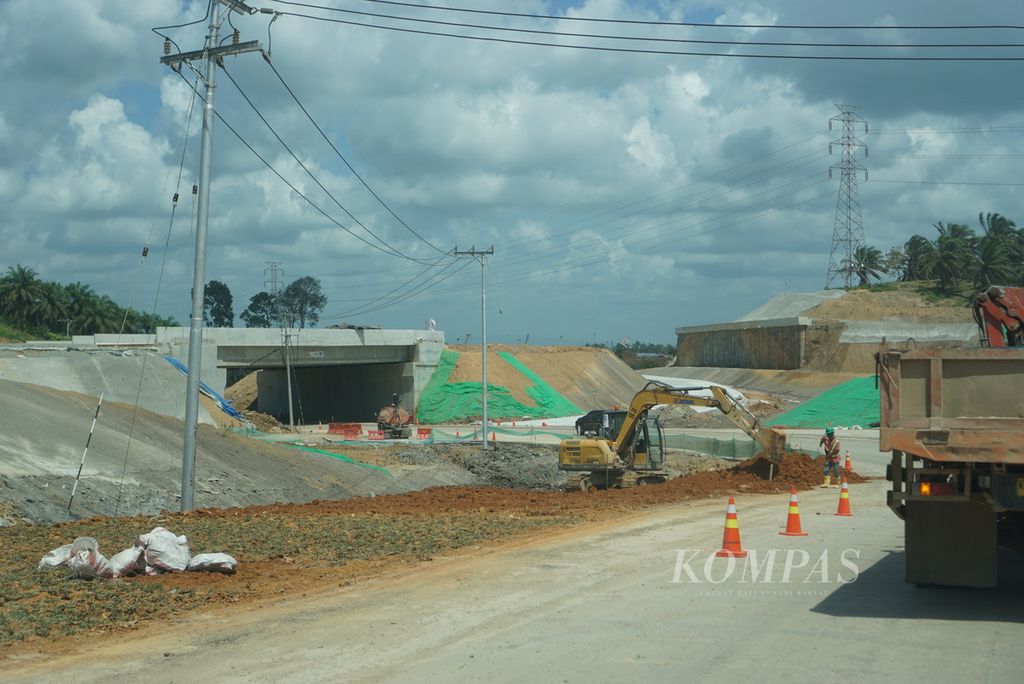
[625,411,665,471]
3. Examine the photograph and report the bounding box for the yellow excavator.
[558,381,787,490]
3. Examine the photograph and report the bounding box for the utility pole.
[454,246,494,449]
[161,0,262,512]
[283,331,295,431]
[825,104,868,289]
[58,318,72,339]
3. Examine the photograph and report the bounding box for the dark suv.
[574,409,627,440]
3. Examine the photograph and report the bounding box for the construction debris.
[37,527,237,580]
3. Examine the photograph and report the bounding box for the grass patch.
[0,318,31,342]
[0,509,571,648]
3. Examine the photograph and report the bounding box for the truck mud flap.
[905,499,997,588]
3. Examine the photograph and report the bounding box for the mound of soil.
[174,451,861,520]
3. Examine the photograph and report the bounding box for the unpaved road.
[8,481,1024,682]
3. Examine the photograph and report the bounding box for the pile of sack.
[38,526,237,580]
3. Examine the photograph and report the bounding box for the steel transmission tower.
[825,104,868,289]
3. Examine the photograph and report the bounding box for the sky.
[1,0,1022,345]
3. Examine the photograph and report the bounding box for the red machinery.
[974,285,1024,347]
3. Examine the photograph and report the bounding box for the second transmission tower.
[825,104,868,289]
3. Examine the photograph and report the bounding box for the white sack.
[66,537,113,579]
[38,543,74,571]
[109,546,145,578]
[137,526,190,572]
[187,553,238,574]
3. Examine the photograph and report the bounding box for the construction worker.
[820,426,841,488]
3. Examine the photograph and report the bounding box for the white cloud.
[0,0,1021,341]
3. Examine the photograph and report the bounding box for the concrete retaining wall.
[675,318,809,370]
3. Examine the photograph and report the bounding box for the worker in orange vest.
[820,426,841,488]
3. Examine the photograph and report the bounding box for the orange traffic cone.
[456,431,461,437]
[844,450,853,471]
[715,497,748,558]
[491,431,497,442]
[779,487,809,536]
[835,477,853,516]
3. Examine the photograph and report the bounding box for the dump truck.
[558,381,787,490]
[879,286,1024,587]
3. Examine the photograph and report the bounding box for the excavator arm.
[974,285,1024,347]
[613,381,787,465]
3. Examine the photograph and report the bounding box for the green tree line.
[843,212,1022,294]
[0,265,178,338]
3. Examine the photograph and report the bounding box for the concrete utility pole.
[455,246,494,449]
[283,331,295,431]
[161,0,261,512]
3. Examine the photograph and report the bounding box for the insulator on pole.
[163,38,171,55]
[142,246,149,257]
[232,29,240,45]
[173,192,180,204]
[192,184,198,195]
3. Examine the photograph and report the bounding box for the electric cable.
[272,10,1024,61]
[262,55,450,256]
[330,0,1024,32]
[115,74,202,517]
[269,1,1024,49]
[221,63,422,262]
[173,70,437,262]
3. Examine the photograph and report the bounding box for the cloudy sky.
[2,0,1022,344]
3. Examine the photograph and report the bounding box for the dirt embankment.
[447,344,645,410]
[803,286,972,323]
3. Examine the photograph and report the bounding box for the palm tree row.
[888,213,1022,293]
[0,265,178,338]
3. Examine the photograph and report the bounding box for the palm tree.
[979,212,1017,239]
[0,265,45,324]
[32,280,70,331]
[76,295,121,334]
[841,245,885,287]
[929,222,977,293]
[902,235,935,282]
[974,234,1017,288]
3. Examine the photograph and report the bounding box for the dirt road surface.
[8,481,1024,683]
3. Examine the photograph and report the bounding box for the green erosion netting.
[767,376,880,429]
[665,433,761,460]
[415,350,580,423]
[287,445,392,475]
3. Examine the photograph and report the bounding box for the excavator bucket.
[756,427,788,465]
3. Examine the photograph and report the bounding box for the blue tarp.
[163,355,245,421]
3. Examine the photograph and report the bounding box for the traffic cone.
[835,477,853,516]
[715,497,748,558]
[844,450,853,471]
[779,487,808,536]
[491,431,497,442]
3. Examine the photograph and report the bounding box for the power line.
[264,1,1024,49]
[873,154,1024,159]
[873,126,1024,134]
[172,70,436,262]
[220,63,421,262]
[272,0,1024,31]
[272,10,1024,61]
[262,54,449,256]
[869,178,1024,186]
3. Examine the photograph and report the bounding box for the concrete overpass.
[77,327,445,424]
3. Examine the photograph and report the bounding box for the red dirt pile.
[160,451,863,521]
